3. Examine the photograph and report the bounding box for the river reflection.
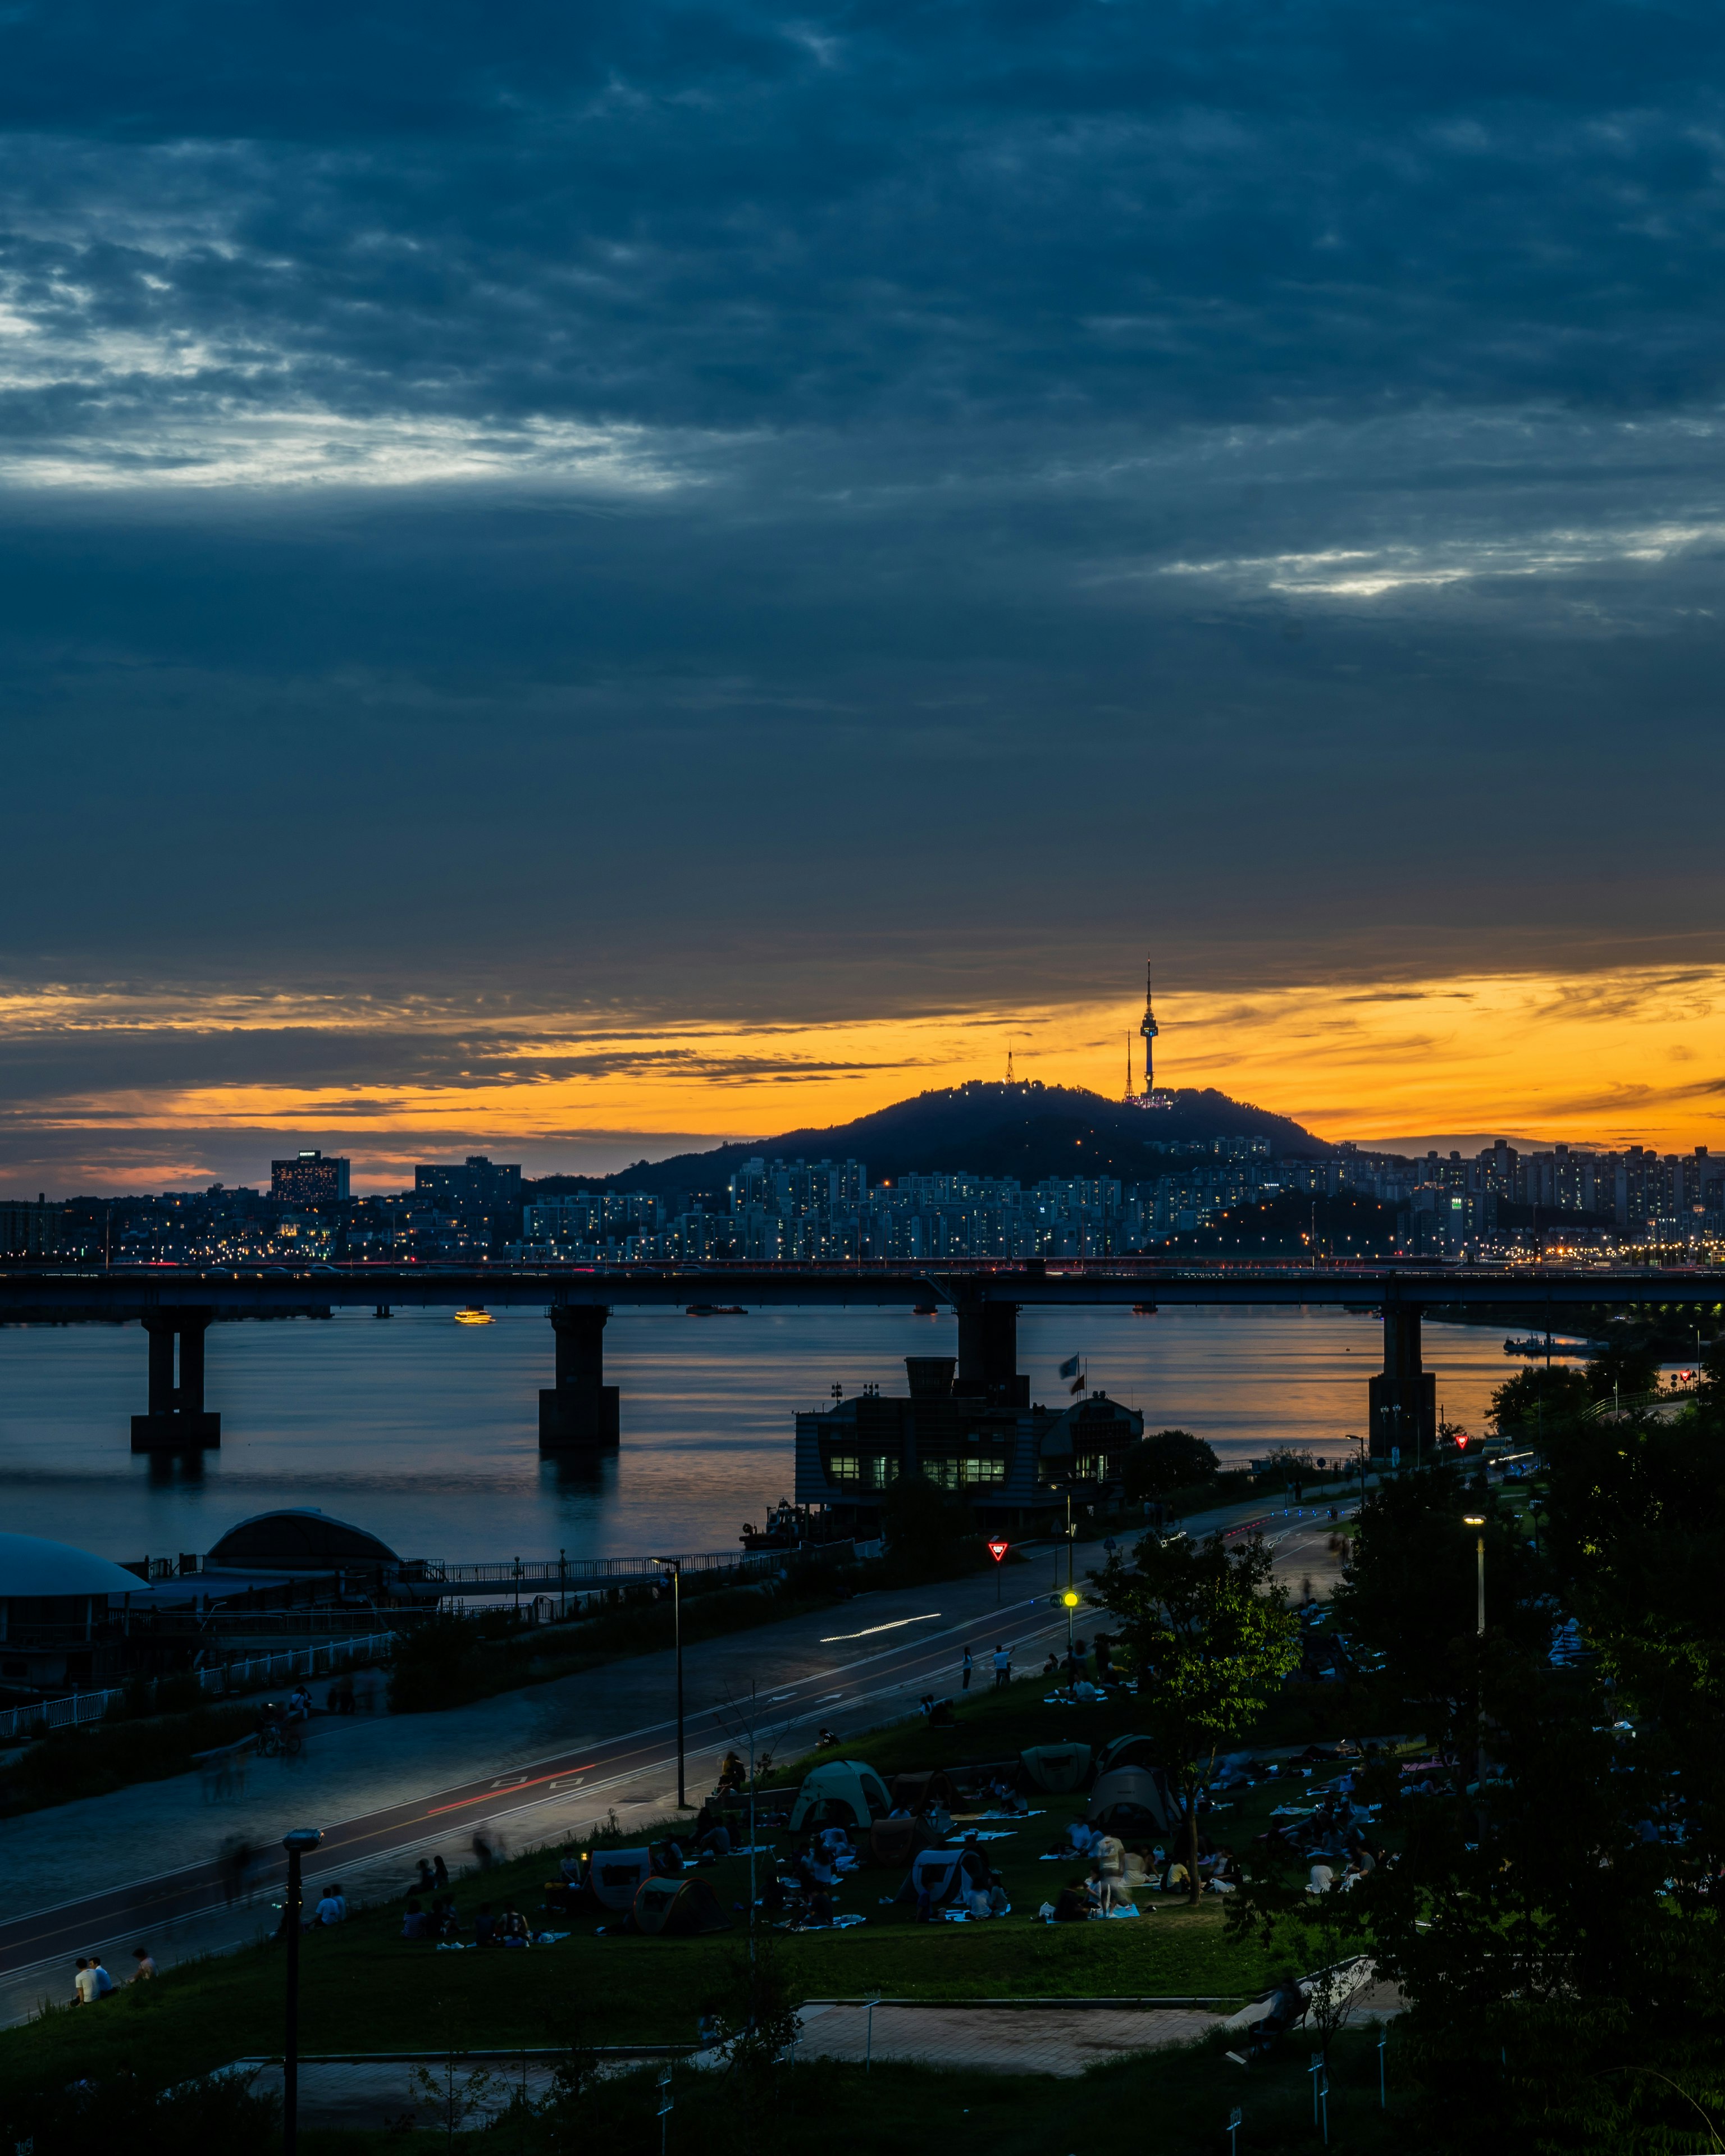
[0,1304,1516,1564]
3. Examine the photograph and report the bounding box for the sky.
[4,0,1725,1193]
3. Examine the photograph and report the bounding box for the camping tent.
[632,1875,733,1937]
[590,1848,655,1912]
[1096,1733,1161,1778]
[788,1759,893,1831]
[869,1815,942,1870]
[900,1847,968,1907]
[1020,1743,1093,1794]
[1087,1765,1176,1833]
[889,1770,956,1816]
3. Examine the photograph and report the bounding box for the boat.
[453,1307,495,1327]
[912,1301,940,1316]
[1503,1336,1582,1357]
[686,1304,747,1317]
[1132,1302,1158,1316]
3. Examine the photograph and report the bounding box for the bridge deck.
[0,1259,1717,1319]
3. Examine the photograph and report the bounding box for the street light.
[1347,1432,1367,1510]
[654,1557,686,1808]
[1062,1587,1081,1654]
[281,1826,323,2156]
[1463,1516,1486,1636]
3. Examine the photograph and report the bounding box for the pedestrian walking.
[961,1646,973,1692]
[992,1643,1011,1691]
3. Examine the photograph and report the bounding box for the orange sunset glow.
[14,963,1725,1185]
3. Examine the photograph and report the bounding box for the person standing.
[992,1643,1011,1691]
[961,1646,973,1693]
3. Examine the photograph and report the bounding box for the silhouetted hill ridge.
[529,1081,1326,1198]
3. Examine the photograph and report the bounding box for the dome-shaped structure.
[0,1533,143,1601]
[205,1509,400,1572]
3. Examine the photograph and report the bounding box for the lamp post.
[655,1557,685,1808]
[281,1826,323,2156]
[1463,1516,1486,1636]
[1062,1588,1081,1653]
[1347,1432,1367,1510]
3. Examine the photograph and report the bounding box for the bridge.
[0,1259,1714,1457]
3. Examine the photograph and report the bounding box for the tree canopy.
[1094,1529,1298,1902]
[1118,1427,1220,1501]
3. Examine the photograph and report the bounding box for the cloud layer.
[2,0,1724,1185]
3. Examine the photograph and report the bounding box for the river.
[0,1303,1535,1567]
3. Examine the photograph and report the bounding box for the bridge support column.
[955,1296,1028,1410]
[1368,1303,1435,1459]
[131,1312,221,1451]
[540,1306,620,1450]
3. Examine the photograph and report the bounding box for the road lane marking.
[819,1614,941,1642]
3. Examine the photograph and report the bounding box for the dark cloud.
[0,0,1723,1090]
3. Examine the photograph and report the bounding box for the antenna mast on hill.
[1006,1038,1015,1084]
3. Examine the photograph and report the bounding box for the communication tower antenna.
[1006,1039,1015,1084]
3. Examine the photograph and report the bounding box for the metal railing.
[423,1543,853,1592]
[0,1629,399,1744]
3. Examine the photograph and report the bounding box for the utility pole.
[281,1827,322,2156]
[655,1557,685,1808]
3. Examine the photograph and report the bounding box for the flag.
[1058,1353,1081,1379]
[1069,1375,1087,1395]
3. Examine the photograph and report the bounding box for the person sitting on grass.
[816,1824,857,1873]
[801,1886,836,1929]
[692,1801,732,1860]
[400,1899,427,1940]
[987,1774,1025,1815]
[496,1904,531,1947]
[313,1885,346,1927]
[473,1903,497,1947]
[959,1840,993,1916]
[1052,1876,1092,1922]
[129,1946,157,1983]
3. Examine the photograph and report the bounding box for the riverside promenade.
[0,1490,1351,2028]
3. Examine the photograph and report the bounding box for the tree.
[1489,1363,1592,1436]
[1120,1428,1220,1503]
[1585,1333,1662,1404]
[1327,1467,1549,1763]
[1095,1530,1299,1904]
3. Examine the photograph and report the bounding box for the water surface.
[0,1305,1516,1565]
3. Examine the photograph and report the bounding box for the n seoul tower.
[1138,960,1172,1108]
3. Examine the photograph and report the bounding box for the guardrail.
[424,1542,856,1593]
[1581,1384,1697,1420]
[0,1629,399,1745]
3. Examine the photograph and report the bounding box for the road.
[0,1498,1348,2023]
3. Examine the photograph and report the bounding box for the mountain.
[529,1080,1326,1200]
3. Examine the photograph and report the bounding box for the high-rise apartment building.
[270,1150,350,1203]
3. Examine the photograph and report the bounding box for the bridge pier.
[954,1295,1029,1410]
[1368,1302,1436,1459]
[540,1306,620,1450]
[130,1311,221,1451]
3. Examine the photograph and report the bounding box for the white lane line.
[819,1613,941,1643]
